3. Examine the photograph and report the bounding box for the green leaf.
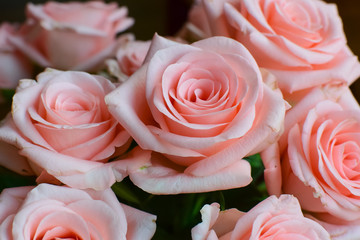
[0,166,36,192]
[111,181,142,206]
[1,89,15,102]
[244,153,264,182]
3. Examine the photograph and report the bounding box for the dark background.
[0,0,359,98]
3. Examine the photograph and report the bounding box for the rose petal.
[128,152,252,194]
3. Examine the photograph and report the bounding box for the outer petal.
[270,47,360,93]
[191,203,221,240]
[19,145,149,190]
[121,204,157,240]
[0,186,33,222]
[0,115,34,175]
[261,143,282,196]
[128,152,252,194]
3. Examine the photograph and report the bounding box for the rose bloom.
[9,1,134,72]
[186,0,360,94]
[0,23,33,89]
[107,38,151,82]
[261,85,360,222]
[191,195,330,239]
[0,183,156,240]
[0,68,139,190]
[106,34,287,194]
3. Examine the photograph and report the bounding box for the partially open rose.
[106,34,287,194]
[9,1,134,71]
[107,38,151,82]
[191,195,330,239]
[186,0,360,94]
[0,68,137,190]
[0,184,157,239]
[262,85,360,221]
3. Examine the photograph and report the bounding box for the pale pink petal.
[270,47,360,93]
[128,152,252,194]
[121,204,157,240]
[261,143,282,196]
[0,115,35,175]
[0,187,33,222]
[191,203,220,240]
[143,33,183,64]
[12,80,54,150]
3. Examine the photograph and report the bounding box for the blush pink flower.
[106,34,287,194]
[0,68,140,190]
[107,38,151,82]
[0,23,33,89]
[0,183,156,240]
[186,0,360,94]
[191,195,330,239]
[9,1,134,71]
[262,85,360,221]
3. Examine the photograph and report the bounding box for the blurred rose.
[0,183,156,240]
[262,85,360,221]
[187,0,360,94]
[107,38,151,82]
[178,0,212,41]
[191,195,330,239]
[9,1,134,72]
[0,68,140,190]
[0,23,33,89]
[106,34,287,194]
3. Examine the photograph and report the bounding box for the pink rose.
[0,68,140,190]
[9,1,134,71]
[262,85,360,221]
[107,38,151,82]
[0,23,33,89]
[106,34,287,194]
[191,195,330,239]
[187,0,360,94]
[0,183,156,239]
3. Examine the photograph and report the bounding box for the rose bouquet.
[0,0,360,239]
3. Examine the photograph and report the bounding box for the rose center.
[282,1,310,29]
[54,93,93,112]
[188,79,217,103]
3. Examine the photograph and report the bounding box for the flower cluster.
[0,0,359,239]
